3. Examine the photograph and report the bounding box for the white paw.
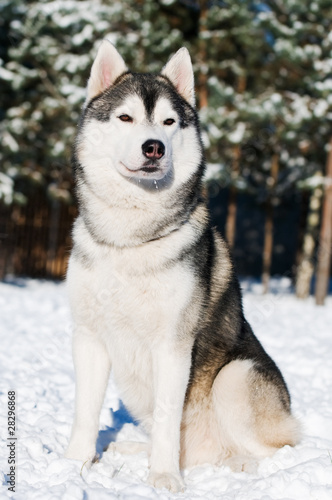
[65,441,96,464]
[147,471,184,492]
[223,455,259,473]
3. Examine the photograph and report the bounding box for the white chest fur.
[67,216,196,422]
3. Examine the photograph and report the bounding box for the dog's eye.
[163,118,175,126]
[118,114,133,123]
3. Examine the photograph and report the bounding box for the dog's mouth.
[141,166,158,173]
[140,161,159,174]
[119,161,168,180]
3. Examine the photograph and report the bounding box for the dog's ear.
[161,47,195,107]
[86,40,128,102]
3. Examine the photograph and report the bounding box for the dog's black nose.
[142,140,165,160]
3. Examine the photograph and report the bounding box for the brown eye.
[163,118,175,126]
[119,114,133,122]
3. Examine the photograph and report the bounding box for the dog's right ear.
[86,40,128,102]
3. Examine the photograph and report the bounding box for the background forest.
[0,0,331,300]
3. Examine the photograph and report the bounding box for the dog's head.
[75,41,204,199]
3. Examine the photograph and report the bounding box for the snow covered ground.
[0,278,331,499]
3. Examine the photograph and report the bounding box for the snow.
[227,122,246,144]
[314,100,329,118]
[0,67,16,82]
[0,173,14,204]
[1,131,19,153]
[0,278,332,499]
[204,163,224,182]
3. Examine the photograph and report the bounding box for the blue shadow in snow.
[2,277,29,287]
[96,400,138,458]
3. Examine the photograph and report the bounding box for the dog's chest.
[92,248,195,420]
[96,249,194,341]
[70,217,198,418]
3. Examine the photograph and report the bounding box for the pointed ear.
[87,40,128,102]
[161,47,195,107]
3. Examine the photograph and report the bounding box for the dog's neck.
[77,178,206,249]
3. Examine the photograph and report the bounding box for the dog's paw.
[65,442,96,465]
[223,455,259,473]
[147,471,184,492]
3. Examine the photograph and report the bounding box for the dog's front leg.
[65,329,111,463]
[147,340,192,492]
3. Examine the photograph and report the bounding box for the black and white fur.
[65,41,300,492]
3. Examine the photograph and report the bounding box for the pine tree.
[194,0,332,289]
[258,0,332,295]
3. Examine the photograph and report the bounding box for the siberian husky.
[65,40,300,492]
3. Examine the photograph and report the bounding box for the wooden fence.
[0,190,76,280]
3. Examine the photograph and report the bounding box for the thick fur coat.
[65,41,300,492]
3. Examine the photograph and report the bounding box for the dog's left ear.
[161,47,195,107]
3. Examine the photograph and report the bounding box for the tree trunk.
[295,179,323,299]
[197,1,208,109]
[225,76,246,248]
[225,184,237,248]
[315,137,332,305]
[225,145,241,248]
[47,200,60,276]
[262,154,279,294]
[295,190,310,271]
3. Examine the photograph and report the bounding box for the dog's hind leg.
[65,330,111,463]
[212,359,301,472]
